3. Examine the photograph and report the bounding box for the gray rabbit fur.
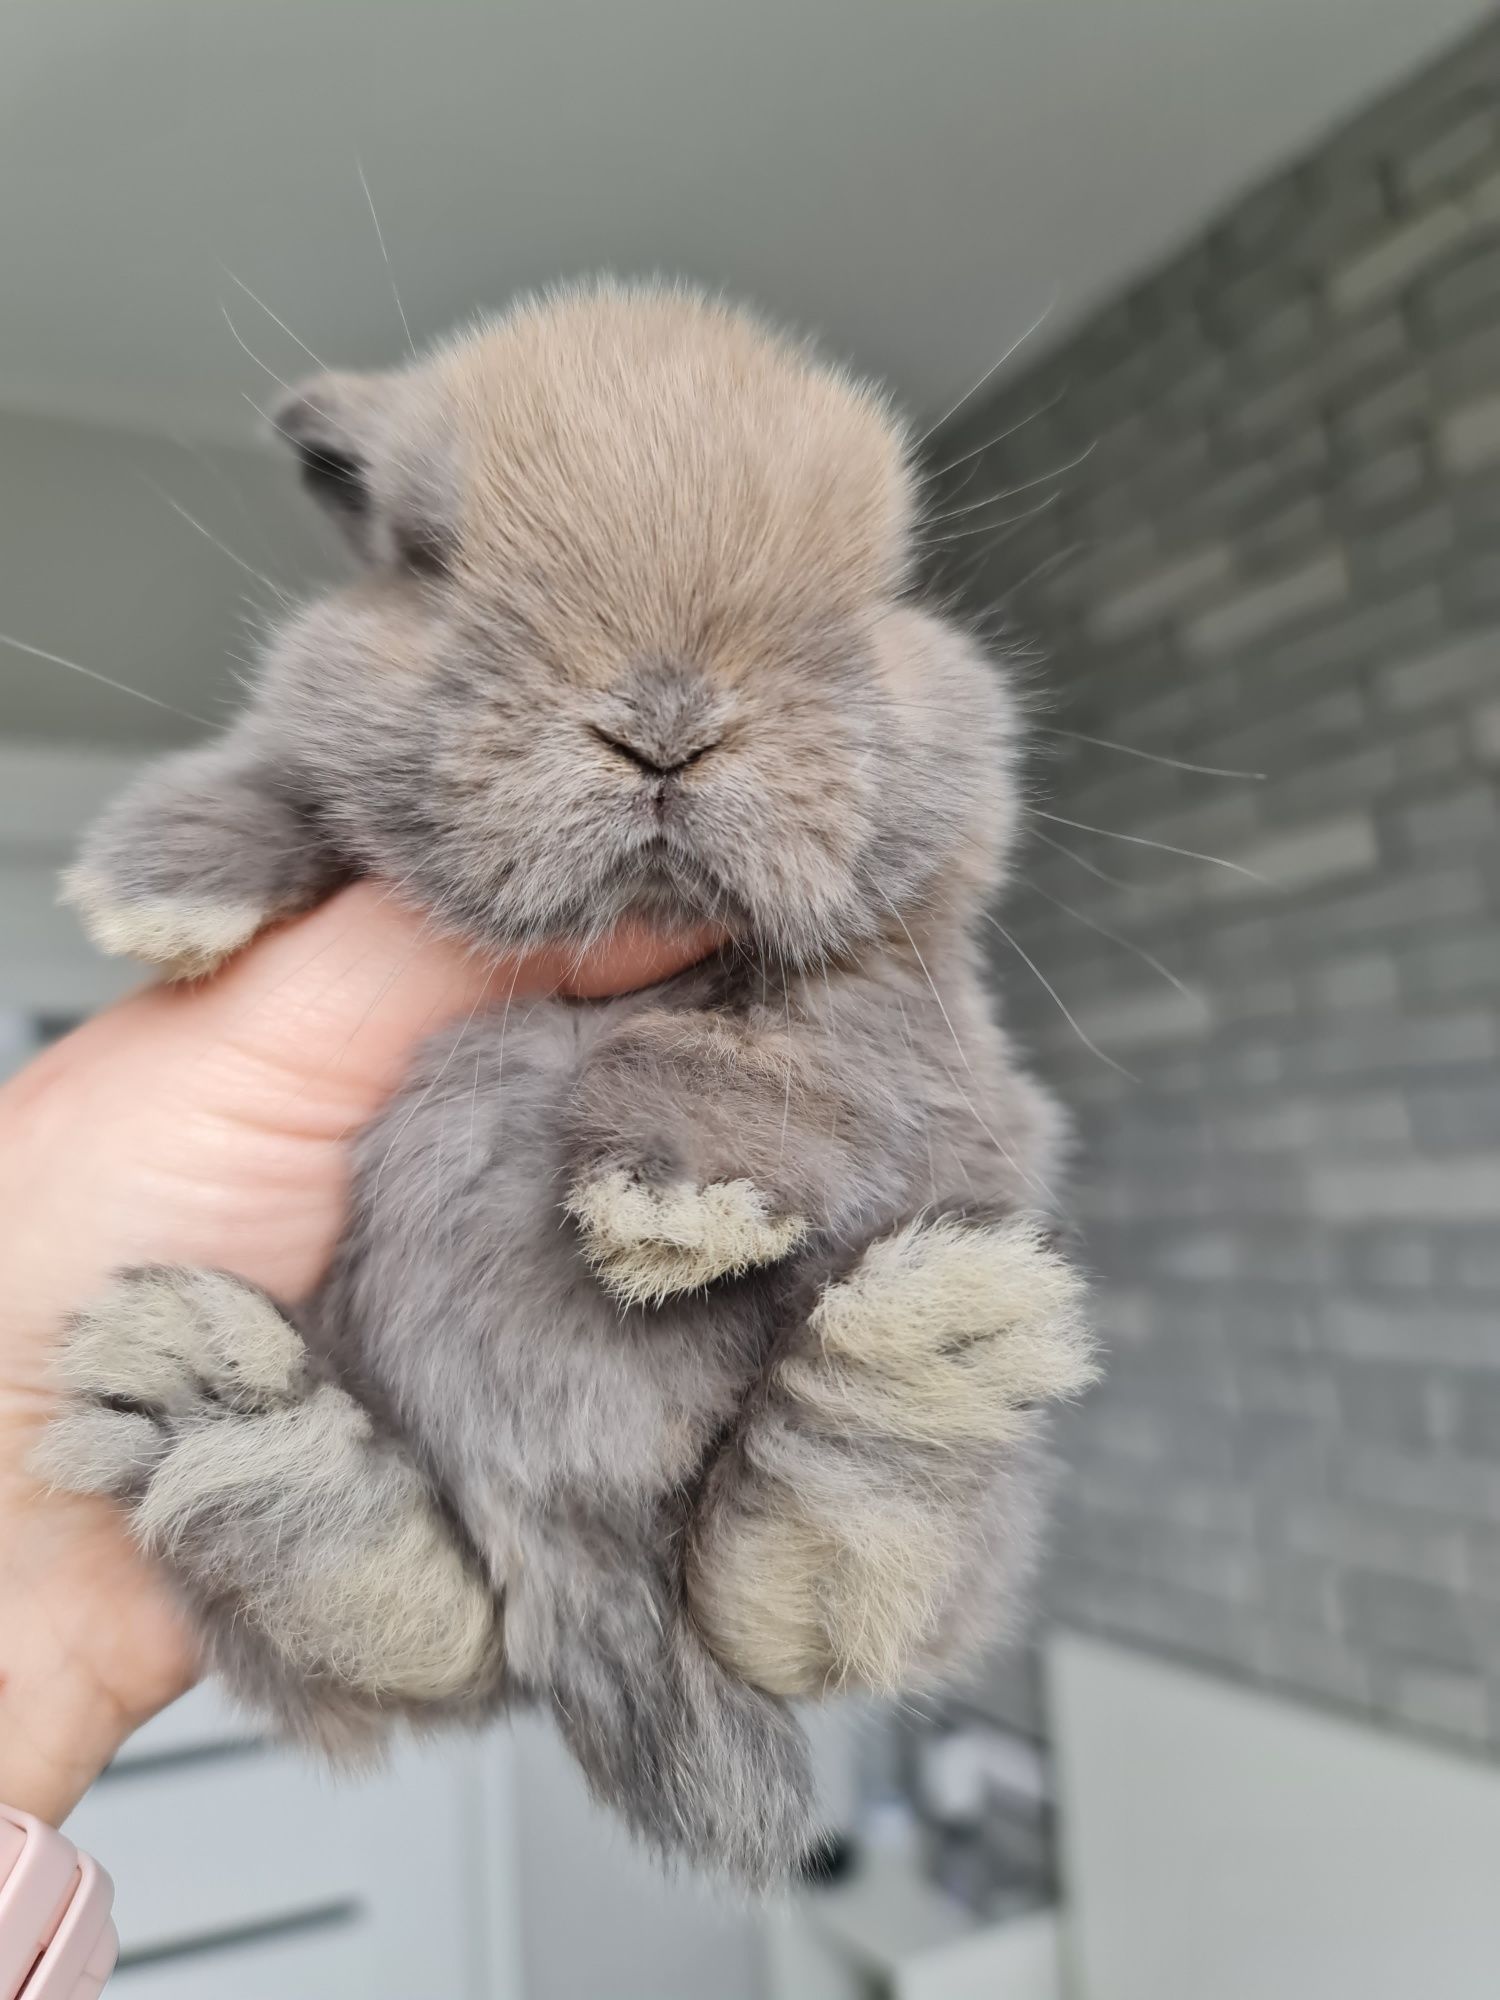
[40,282,1094,1885]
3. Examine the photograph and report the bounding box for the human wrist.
[0,1412,192,1828]
[0,1666,129,1828]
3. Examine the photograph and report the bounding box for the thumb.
[103,881,723,1143]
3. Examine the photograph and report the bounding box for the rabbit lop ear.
[269,371,393,555]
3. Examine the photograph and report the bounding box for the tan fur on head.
[277,279,915,682]
[439,283,916,674]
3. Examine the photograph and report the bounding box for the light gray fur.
[43,282,1096,1886]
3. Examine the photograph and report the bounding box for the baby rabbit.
[41,282,1094,1884]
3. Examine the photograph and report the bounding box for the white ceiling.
[0,0,1491,445]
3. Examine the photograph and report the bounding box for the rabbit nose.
[590,723,721,776]
[593,658,725,775]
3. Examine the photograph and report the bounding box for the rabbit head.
[259,280,1019,961]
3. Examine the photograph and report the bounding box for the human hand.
[0,882,715,1824]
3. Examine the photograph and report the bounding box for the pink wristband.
[0,1806,117,1999]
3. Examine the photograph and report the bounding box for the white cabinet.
[105,1922,380,2000]
[67,1689,523,2000]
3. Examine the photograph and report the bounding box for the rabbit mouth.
[628,844,738,924]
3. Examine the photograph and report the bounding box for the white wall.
[511,1717,762,2000]
[1050,1633,1500,2000]
[0,740,153,1038]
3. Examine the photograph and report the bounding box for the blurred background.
[2,3,1498,1996]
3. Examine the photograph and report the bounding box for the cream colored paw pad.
[567,1169,807,1306]
[132,1386,500,1700]
[30,1402,166,1497]
[62,867,265,978]
[57,1266,308,1410]
[690,1470,956,1699]
[784,1216,1097,1443]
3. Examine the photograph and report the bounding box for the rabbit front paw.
[565,1162,807,1307]
[62,866,267,979]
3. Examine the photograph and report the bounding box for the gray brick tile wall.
[929,18,1500,1753]
[1441,389,1500,468]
